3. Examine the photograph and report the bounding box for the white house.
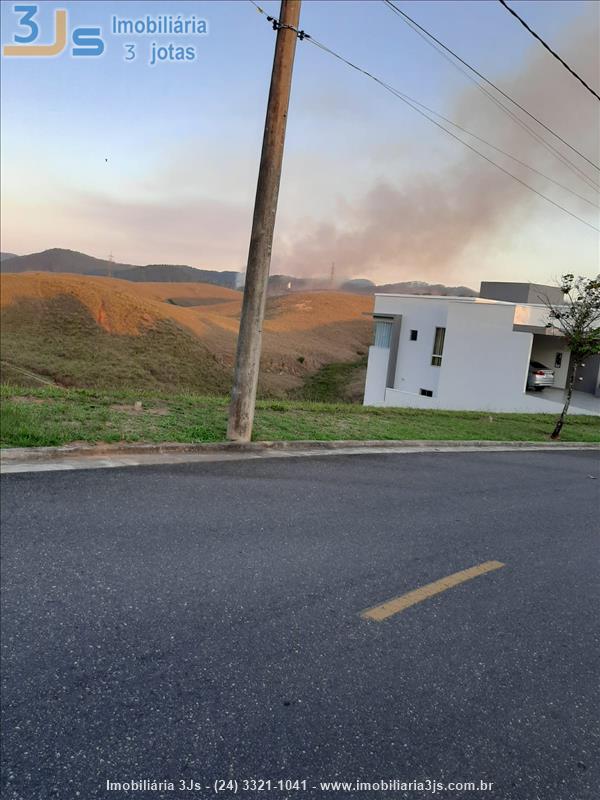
[363,282,600,414]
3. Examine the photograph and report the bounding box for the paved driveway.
[522,388,600,415]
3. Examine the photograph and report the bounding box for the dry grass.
[129,281,240,304]
[264,292,372,330]
[0,273,373,395]
[0,272,210,336]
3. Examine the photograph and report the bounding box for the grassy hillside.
[1,294,231,394]
[292,357,368,403]
[117,264,239,285]
[2,385,598,447]
[0,273,372,398]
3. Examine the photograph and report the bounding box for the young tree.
[542,274,600,440]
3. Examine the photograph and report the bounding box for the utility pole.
[227,0,302,442]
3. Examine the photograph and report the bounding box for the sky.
[1,0,599,289]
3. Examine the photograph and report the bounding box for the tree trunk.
[550,357,578,439]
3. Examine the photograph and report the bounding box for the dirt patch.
[110,403,140,413]
[110,403,169,415]
[8,395,48,405]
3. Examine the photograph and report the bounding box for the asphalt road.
[1,451,599,800]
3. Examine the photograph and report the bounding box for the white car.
[527,361,555,391]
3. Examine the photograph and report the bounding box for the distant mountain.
[0,248,477,296]
[373,282,477,297]
[0,248,239,288]
[339,278,476,297]
[0,252,18,262]
[342,279,376,291]
[268,276,476,296]
[0,248,136,275]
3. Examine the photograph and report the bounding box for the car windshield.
[530,361,549,370]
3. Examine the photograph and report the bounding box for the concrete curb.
[1,438,598,465]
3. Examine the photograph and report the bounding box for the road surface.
[1,450,599,799]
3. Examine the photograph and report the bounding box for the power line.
[248,1,599,232]
[384,0,599,173]
[498,0,600,101]
[289,14,598,208]
[383,1,599,193]
[258,0,597,207]
[398,93,598,208]
[383,0,600,177]
[306,37,599,232]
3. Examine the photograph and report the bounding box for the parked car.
[527,361,555,391]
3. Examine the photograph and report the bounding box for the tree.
[541,274,600,440]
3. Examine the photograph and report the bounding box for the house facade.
[363,282,600,414]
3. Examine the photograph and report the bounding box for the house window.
[374,320,392,348]
[410,330,418,341]
[431,327,446,366]
[555,352,562,368]
[420,388,433,397]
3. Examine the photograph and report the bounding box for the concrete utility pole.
[227,0,301,442]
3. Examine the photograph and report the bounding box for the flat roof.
[374,293,506,304]
[373,293,551,309]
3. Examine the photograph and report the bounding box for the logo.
[3,5,104,57]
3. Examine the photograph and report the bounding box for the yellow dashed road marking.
[361,560,506,621]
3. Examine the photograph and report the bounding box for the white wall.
[384,386,599,414]
[364,295,548,412]
[391,300,448,396]
[364,295,452,400]
[363,346,389,405]
[435,302,533,410]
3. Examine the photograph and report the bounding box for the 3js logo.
[3,5,104,57]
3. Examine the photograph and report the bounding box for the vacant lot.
[0,273,372,397]
[2,385,598,447]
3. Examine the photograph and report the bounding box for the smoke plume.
[273,9,599,284]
